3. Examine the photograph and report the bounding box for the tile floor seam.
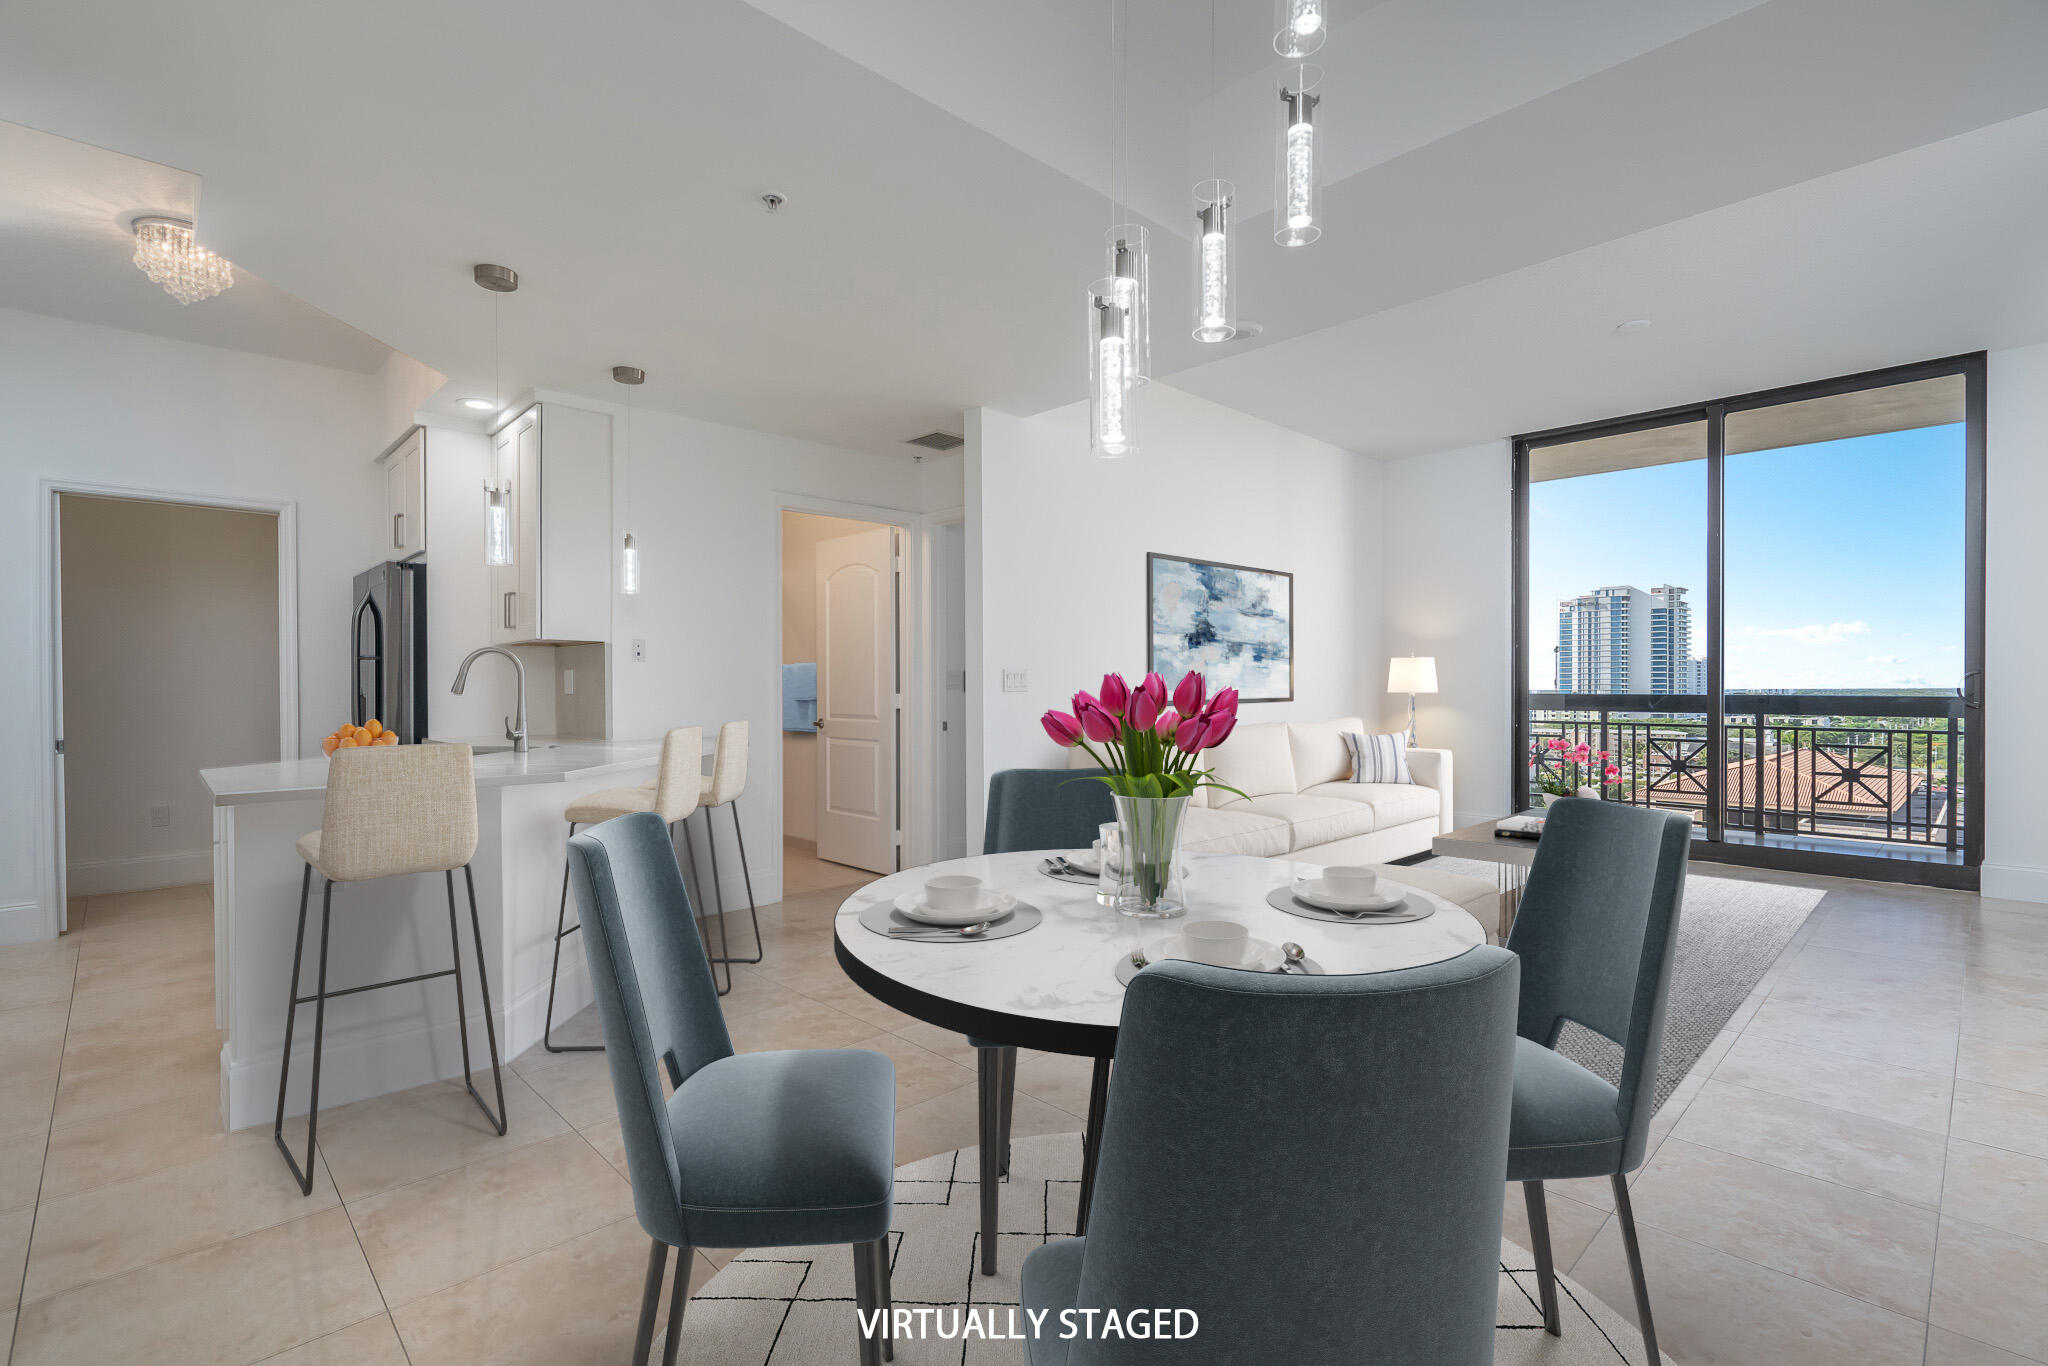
[328,1149,414,1366]
[1920,973,1972,1366]
[6,917,82,1363]
[246,1311,397,1366]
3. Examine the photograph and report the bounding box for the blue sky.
[1528,424,1965,692]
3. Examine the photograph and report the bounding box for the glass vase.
[1110,793,1190,919]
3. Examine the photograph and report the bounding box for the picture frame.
[1147,552,1294,703]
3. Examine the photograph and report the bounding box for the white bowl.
[1180,919,1249,967]
[925,874,983,912]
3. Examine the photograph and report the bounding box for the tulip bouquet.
[1530,736,1622,801]
[1041,670,1244,916]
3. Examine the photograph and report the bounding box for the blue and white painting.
[1148,554,1293,701]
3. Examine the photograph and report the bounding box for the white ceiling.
[0,0,2044,458]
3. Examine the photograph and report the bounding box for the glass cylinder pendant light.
[1088,279,1135,456]
[613,365,644,595]
[475,264,519,566]
[483,484,513,566]
[1192,180,1237,342]
[1274,0,1325,57]
[1104,225,1150,385]
[1276,65,1324,246]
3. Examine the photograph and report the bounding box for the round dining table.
[832,849,1487,1258]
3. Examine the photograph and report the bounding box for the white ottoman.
[1370,861,1508,944]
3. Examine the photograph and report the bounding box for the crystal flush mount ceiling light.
[131,216,234,304]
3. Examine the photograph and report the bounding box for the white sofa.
[1179,717,1453,864]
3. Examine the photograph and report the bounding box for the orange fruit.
[375,733,399,746]
[322,737,340,757]
[365,719,384,738]
[339,736,361,748]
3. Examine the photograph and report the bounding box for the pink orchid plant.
[1042,669,1247,802]
[1529,736,1622,799]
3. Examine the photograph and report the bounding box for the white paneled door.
[815,525,898,873]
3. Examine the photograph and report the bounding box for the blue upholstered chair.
[1021,948,1521,1365]
[973,768,1115,1274]
[568,812,897,1366]
[1506,797,1690,1365]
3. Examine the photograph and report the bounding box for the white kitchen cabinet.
[379,426,427,560]
[488,402,611,644]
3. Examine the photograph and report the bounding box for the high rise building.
[1555,584,1697,693]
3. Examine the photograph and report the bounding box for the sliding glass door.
[1512,355,1986,885]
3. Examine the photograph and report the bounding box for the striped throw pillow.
[1344,731,1412,785]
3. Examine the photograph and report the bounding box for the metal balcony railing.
[1525,692,1966,850]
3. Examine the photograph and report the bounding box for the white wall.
[1982,342,2048,903]
[1,308,402,940]
[967,386,1385,838]
[61,495,281,895]
[1382,441,1514,828]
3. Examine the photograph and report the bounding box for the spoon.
[887,920,995,939]
[1280,942,1308,974]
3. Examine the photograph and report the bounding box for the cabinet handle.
[503,591,515,629]
[392,512,405,549]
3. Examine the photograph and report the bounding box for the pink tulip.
[1072,689,1099,719]
[1137,672,1168,712]
[1208,687,1239,718]
[1173,671,1206,716]
[1131,689,1160,731]
[1042,711,1083,748]
[1098,673,1131,717]
[1154,707,1179,739]
[1174,715,1207,754]
[1077,701,1120,744]
[1201,712,1237,749]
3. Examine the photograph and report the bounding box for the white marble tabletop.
[200,736,685,805]
[834,851,1486,1048]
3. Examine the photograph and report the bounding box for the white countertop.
[201,736,666,805]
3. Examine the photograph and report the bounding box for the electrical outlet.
[149,804,171,828]
[1001,668,1029,693]
[632,638,647,662]
[562,668,575,695]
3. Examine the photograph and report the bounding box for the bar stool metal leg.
[720,803,765,964]
[688,813,733,996]
[545,823,603,1052]
[451,867,508,1132]
[272,869,334,1197]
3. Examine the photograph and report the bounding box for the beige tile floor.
[0,855,2043,1364]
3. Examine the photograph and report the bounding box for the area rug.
[1423,856,1825,1108]
[664,1133,1667,1364]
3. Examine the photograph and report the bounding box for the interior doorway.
[52,492,285,927]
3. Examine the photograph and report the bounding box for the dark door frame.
[1510,352,1988,888]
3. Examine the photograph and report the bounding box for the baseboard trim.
[67,850,212,898]
[1980,861,2048,905]
[0,901,48,947]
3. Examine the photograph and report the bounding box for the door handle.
[813,718,825,730]
[503,591,515,629]
[392,512,405,549]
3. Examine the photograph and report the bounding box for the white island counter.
[202,737,668,1130]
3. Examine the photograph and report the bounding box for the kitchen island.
[202,737,671,1130]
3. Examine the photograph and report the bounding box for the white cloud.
[1863,655,1905,665]
[1740,621,1870,645]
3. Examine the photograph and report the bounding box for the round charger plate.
[859,900,1042,942]
[1291,877,1406,912]
[1113,935,1324,984]
[893,888,1019,926]
[1265,884,1436,926]
[1037,857,1100,886]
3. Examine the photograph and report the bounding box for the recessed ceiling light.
[461,398,494,410]
[1615,319,1652,334]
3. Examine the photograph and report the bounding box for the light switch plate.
[1001,668,1029,693]
[150,804,171,828]
[562,669,575,695]
[631,639,647,663]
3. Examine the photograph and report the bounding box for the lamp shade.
[1387,656,1438,694]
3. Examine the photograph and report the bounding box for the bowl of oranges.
[323,719,401,755]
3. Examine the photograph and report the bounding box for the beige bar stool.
[548,727,706,1048]
[276,742,506,1195]
[652,720,763,973]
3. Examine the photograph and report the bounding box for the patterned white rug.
[667,1133,1666,1364]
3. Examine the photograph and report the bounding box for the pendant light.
[1273,0,1325,58]
[1193,0,1236,342]
[1089,0,1141,454]
[613,365,644,594]
[475,264,518,567]
[1276,64,1323,246]
[1088,278,1134,456]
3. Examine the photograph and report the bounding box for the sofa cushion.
[1286,717,1366,789]
[1204,720,1297,799]
[1217,793,1377,851]
[1180,805,1292,857]
[1304,781,1441,831]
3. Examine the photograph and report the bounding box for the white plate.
[893,889,1019,926]
[1292,877,1405,913]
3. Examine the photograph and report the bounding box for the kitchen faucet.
[451,646,528,753]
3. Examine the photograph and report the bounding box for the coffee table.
[1431,816,1542,934]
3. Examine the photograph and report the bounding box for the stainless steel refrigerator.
[352,561,429,743]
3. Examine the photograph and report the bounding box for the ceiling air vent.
[905,430,965,452]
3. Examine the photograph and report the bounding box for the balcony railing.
[1525,692,1966,850]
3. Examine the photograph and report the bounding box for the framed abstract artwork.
[1147,552,1294,702]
